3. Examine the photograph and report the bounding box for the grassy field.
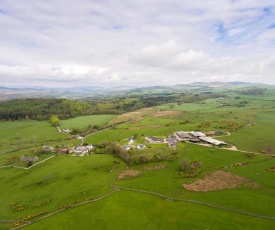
[23,190,274,230]
[221,110,275,152]
[0,154,125,227]
[0,120,70,166]
[60,114,116,130]
[1,89,275,229]
[115,144,275,216]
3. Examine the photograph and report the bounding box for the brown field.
[183,171,258,192]
[119,108,154,118]
[117,170,142,180]
[153,110,181,117]
[142,165,166,171]
[109,108,154,125]
[128,124,161,130]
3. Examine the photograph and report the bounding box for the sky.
[0,0,275,87]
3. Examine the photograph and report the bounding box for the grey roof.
[175,131,191,139]
[199,137,226,146]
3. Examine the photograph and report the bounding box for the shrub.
[179,158,191,172]
[244,152,256,159]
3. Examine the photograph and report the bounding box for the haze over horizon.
[1,0,275,87]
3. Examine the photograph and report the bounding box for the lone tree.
[49,115,60,126]
[179,158,191,172]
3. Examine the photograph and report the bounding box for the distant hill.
[182,81,268,88]
[0,82,273,101]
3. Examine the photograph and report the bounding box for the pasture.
[60,114,116,130]
[0,120,69,166]
[0,154,125,227]
[1,90,275,229]
[24,190,274,230]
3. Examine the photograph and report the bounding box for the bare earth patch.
[119,111,143,118]
[119,108,154,118]
[183,171,258,192]
[128,124,161,130]
[110,108,154,124]
[117,170,142,180]
[153,110,181,118]
[142,165,166,171]
[267,166,275,172]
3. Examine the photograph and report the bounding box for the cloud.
[131,40,209,70]
[1,0,275,87]
[0,64,110,87]
[131,40,275,84]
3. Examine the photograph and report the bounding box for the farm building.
[86,144,94,151]
[175,131,191,140]
[123,145,131,151]
[205,131,217,136]
[137,144,146,149]
[190,138,201,143]
[21,156,39,162]
[128,139,134,145]
[71,144,93,155]
[191,131,206,138]
[199,137,227,146]
[43,145,54,153]
[166,135,178,148]
[166,136,177,142]
[62,128,71,133]
[76,135,84,140]
[61,146,69,153]
[145,136,164,143]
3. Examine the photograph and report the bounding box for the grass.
[1,90,275,229]
[114,144,275,217]
[59,114,116,130]
[221,110,275,152]
[0,120,70,166]
[0,154,125,222]
[22,190,274,230]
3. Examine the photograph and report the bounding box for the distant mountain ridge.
[0,82,272,101]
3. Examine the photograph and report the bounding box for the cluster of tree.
[0,92,227,121]
[70,124,100,136]
[96,141,174,165]
[0,98,93,121]
[238,88,266,95]
[197,121,211,128]
[88,92,226,114]
[178,158,202,178]
[87,95,178,114]
[49,115,60,126]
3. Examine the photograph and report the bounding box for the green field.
[60,114,116,130]
[1,89,275,229]
[23,190,275,230]
[0,154,125,228]
[0,120,70,166]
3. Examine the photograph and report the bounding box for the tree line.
[95,141,175,165]
[0,92,225,121]
[0,98,93,121]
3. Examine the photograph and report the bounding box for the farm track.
[0,155,56,170]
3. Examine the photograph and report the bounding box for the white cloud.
[131,41,209,70]
[0,0,275,86]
